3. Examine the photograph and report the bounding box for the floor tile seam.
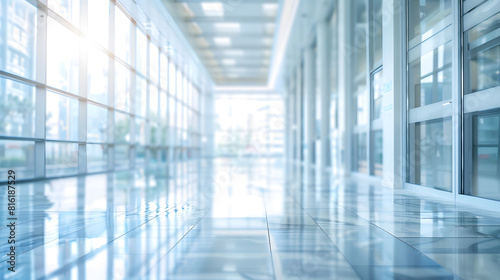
[7,202,185,267]
[300,206,364,280]
[35,202,200,279]
[295,191,461,279]
[263,195,278,280]
[144,208,212,277]
[333,202,464,279]
[0,212,142,263]
[286,193,363,278]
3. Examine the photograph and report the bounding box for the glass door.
[463,0,500,201]
[406,0,454,191]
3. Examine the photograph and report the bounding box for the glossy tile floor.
[1,158,500,279]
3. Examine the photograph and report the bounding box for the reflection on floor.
[1,158,500,279]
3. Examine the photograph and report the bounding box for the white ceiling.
[168,0,279,86]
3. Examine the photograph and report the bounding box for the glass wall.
[0,0,204,182]
[351,0,369,174]
[406,0,453,191]
[368,0,383,177]
[463,1,500,201]
[350,0,383,177]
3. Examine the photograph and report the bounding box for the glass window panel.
[370,0,382,66]
[0,0,37,80]
[469,45,500,93]
[115,6,132,64]
[160,90,168,126]
[115,62,131,112]
[150,122,158,146]
[408,0,451,41]
[160,149,167,163]
[135,118,146,145]
[135,75,147,117]
[188,83,192,108]
[408,118,452,191]
[48,0,79,27]
[87,0,109,48]
[372,69,383,120]
[149,42,159,84]
[87,46,108,105]
[0,77,36,138]
[87,104,108,143]
[409,41,452,108]
[353,132,367,173]
[194,88,200,110]
[355,91,368,126]
[160,53,168,90]
[149,85,158,121]
[183,76,188,104]
[187,110,193,131]
[467,11,500,93]
[135,145,145,166]
[160,90,169,119]
[0,140,35,179]
[169,62,176,94]
[87,144,107,172]
[46,142,79,177]
[46,91,79,141]
[148,148,158,165]
[371,129,383,177]
[169,96,176,127]
[136,28,148,75]
[183,104,188,129]
[161,125,168,145]
[176,69,183,101]
[114,111,130,143]
[47,17,79,94]
[114,145,129,169]
[469,113,500,201]
[176,100,182,128]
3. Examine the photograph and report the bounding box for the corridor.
[2,0,500,279]
[2,159,500,279]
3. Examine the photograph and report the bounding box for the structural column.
[285,82,295,175]
[382,0,403,188]
[304,46,316,184]
[337,0,352,176]
[317,19,330,181]
[294,64,303,184]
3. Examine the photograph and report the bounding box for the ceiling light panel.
[214,37,231,46]
[222,59,236,65]
[262,3,278,17]
[201,2,224,16]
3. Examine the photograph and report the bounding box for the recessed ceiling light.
[222,59,236,65]
[214,37,231,46]
[201,2,224,16]
[214,22,241,32]
[263,3,278,17]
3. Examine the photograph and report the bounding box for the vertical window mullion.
[35,6,48,178]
